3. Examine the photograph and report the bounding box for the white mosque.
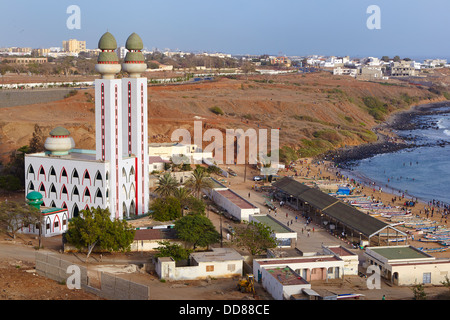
[24,32,150,221]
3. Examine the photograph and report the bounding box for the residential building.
[355,65,384,80]
[270,56,291,67]
[364,245,450,286]
[333,67,357,77]
[156,248,244,281]
[390,61,416,77]
[62,39,86,53]
[3,57,48,64]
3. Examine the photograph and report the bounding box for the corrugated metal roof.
[273,177,389,237]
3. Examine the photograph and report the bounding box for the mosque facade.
[24,32,149,221]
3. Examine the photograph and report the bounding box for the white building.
[24,32,149,221]
[364,245,450,286]
[261,266,311,300]
[148,142,213,164]
[156,248,244,281]
[205,178,260,222]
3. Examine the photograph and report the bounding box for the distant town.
[1,38,449,86]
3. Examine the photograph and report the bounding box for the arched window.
[27,164,35,180]
[83,170,91,186]
[38,165,46,181]
[123,202,128,219]
[72,186,80,201]
[71,169,80,185]
[122,185,128,200]
[60,167,68,183]
[72,204,79,218]
[122,168,127,183]
[129,183,136,199]
[27,181,35,193]
[94,171,103,187]
[50,200,56,208]
[39,182,46,197]
[83,187,91,203]
[95,188,103,204]
[61,185,69,200]
[49,166,57,182]
[49,184,57,198]
[130,200,136,216]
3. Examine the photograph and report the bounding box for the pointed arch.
[53,215,61,232]
[49,166,57,182]
[27,164,35,180]
[122,168,128,183]
[129,183,136,200]
[27,181,35,193]
[60,184,69,200]
[60,167,68,183]
[83,169,91,186]
[122,184,128,200]
[38,182,46,197]
[123,201,129,219]
[95,188,103,205]
[50,200,56,208]
[72,203,79,218]
[130,200,136,216]
[49,183,57,198]
[61,201,68,209]
[94,170,103,187]
[38,165,46,181]
[72,186,80,201]
[71,168,80,185]
[83,187,91,203]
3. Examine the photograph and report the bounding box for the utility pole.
[244,159,247,182]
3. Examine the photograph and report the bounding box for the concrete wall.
[35,251,149,300]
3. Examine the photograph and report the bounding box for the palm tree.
[173,187,192,209]
[185,167,213,199]
[155,173,178,198]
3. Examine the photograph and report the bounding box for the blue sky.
[1,0,449,60]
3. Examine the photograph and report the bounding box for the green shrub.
[209,106,224,115]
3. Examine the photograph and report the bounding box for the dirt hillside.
[0,70,448,163]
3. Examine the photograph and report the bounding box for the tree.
[150,196,182,221]
[173,187,192,209]
[65,207,135,260]
[155,240,192,262]
[185,167,213,199]
[174,214,220,250]
[412,283,427,300]
[233,221,277,256]
[0,200,41,239]
[155,173,178,198]
[28,124,46,154]
[186,196,206,215]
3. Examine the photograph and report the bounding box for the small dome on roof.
[26,191,43,201]
[49,127,70,136]
[98,32,117,50]
[125,33,144,51]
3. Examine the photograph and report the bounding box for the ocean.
[346,103,450,205]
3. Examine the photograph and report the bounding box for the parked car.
[253,176,263,181]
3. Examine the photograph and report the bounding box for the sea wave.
[444,129,450,137]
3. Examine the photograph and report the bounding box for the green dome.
[124,51,145,63]
[49,127,70,136]
[98,32,117,50]
[98,51,119,63]
[125,33,144,51]
[26,191,43,201]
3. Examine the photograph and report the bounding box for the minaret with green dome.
[121,32,149,216]
[122,32,147,78]
[95,32,121,79]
